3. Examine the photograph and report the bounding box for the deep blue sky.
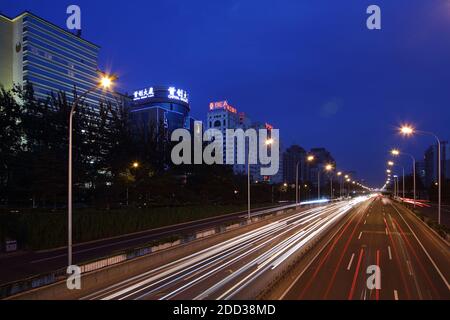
[2,0,450,187]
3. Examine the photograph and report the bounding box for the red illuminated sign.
[209,101,237,114]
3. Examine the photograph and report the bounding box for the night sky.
[2,0,450,187]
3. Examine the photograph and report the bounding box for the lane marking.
[394,290,399,300]
[364,220,367,225]
[391,204,450,291]
[347,253,355,271]
[388,246,392,260]
[358,232,363,240]
[406,260,413,276]
[278,204,363,300]
[348,248,364,300]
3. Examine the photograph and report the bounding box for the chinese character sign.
[168,87,189,103]
[133,87,155,101]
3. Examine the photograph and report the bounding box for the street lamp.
[391,148,417,208]
[127,161,140,206]
[67,72,117,267]
[388,160,405,199]
[305,155,318,200]
[325,164,334,199]
[247,138,274,220]
[295,160,301,205]
[399,125,442,224]
[393,175,399,198]
[337,171,343,199]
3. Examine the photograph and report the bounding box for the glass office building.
[0,11,112,109]
[130,86,195,138]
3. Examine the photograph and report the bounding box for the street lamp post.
[325,164,333,200]
[67,74,116,267]
[247,147,251,220]
[392,149,417,208]
[337,172,343,199]
[296,161,299,205]
[248,138,274,220]
[305,155,316,200]
[400,125,442,224]
[388,161,405,199]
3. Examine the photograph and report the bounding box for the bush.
[0,203,271,250]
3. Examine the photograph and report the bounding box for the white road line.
[276,200,374,300]
[391,204,450,291]
[364,220,367,225]
[406,260,414,276]
[394,290,399,300]
[347,253,355,270]
[358,232,363,240]
[388,246,392,260]
[385,228,388,235]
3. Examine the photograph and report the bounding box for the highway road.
[277,196,450,300]
[80,197,370,300]
[0,204,286,285]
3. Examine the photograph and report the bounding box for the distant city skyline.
[1,0,450,187]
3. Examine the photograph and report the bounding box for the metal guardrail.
[0,201,328,299]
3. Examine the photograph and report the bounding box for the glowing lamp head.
[265,138,274,146]
[337,171,342,176]
[400,125,414,136]
[307,155,315,162]
[325,164,333,171]
[132,162,139,169]
[98,72,117,90]
[388,161,394,166]
[386,169,391,173]
[391,149,400,156]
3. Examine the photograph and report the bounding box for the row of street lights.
[293,156,366,205]
[384,125,441,225]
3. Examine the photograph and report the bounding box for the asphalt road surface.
[279,196,450,300]
[80,198,369,300]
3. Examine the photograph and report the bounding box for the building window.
[214,120,221,127]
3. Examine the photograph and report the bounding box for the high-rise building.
[415,160,426,187]
[423,141,450,187]
[206,101,280,183]
[130,85,195,139]
[283,145,307,184]
[207,101,242,165]
[0,11,114,109]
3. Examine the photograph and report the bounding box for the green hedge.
[0,203,270,250]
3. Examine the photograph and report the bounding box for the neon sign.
[133,87,154,101]
[168,87,189,103]
[209,101,237,114]
[133,86,189,103]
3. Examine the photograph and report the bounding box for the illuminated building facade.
[130,86,195,138]
[206,101,282,183]
[0,11,114,110]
